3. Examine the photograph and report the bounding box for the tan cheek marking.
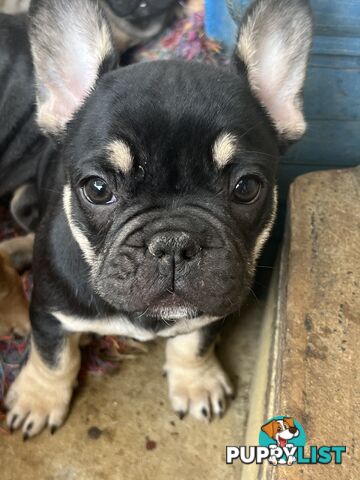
[212,133,238,168]
[63,184,95,265]
[107,140,133,174]
[252,186,278,262]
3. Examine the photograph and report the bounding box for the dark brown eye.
[233,175,262,204]
[82,177,117,205]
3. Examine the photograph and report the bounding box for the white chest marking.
[54,311,155,341]
[53,311,220,341]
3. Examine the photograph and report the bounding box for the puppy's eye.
[82,177,117,205]
[233,175,262,204]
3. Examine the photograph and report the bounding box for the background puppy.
[3,0,312,439]
[0,235,33,336]
[0,0,181,49]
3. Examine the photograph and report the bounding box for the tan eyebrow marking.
[212,132,238,168]
[107,140,133,174]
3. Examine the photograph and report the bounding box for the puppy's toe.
[189,391,211,422]
[166,355,234,422]
[7,410,27,432]
[22,413,48,439]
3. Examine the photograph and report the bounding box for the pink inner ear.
[236,0,312,142]
[45,39,101,130]
[253,35,306,140]
[32,0,113,134]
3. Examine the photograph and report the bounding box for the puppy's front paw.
[5,364,74,439]
[5,338,80,439]
[165,355,234,422]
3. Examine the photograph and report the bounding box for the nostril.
[149,245,166,258]
[181,244,200,260]
[148,232,201,262]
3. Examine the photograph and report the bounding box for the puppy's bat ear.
[234,0,312,142]
[29,0,115,135]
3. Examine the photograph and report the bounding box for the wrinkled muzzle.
[91,204,251,318]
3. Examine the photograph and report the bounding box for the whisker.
[249,287,260,303]
[242,150,277,160]
[136,307,149,319]
[161,318,172,327]
[238,121,264,140]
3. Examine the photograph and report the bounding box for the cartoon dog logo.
[261,417,299,465]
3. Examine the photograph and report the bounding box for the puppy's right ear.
[29,0,116,135]
[234,0,312,143]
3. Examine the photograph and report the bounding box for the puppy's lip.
[147,293,199,319]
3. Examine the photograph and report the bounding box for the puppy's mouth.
[146,292,200,320]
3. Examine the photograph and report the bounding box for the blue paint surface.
[205,0,360,197]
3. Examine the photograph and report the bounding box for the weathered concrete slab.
[244,167,360,480]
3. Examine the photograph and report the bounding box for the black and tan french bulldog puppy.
[102,0,181,49]
[4,0,312,438]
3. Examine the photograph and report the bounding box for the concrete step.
[243,166,360,480]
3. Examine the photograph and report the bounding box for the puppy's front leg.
[5,311,80,439]
[164,324,233,422]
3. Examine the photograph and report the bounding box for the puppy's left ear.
[29,0,116,135]
[234,0,313,142]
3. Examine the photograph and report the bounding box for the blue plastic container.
[205,0,360,198]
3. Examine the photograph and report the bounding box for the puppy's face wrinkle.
[61,61,278,318]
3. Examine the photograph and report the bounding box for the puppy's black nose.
[148,232,200,263]
[289,427,298,434]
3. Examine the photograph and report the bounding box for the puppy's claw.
[217,400,224,419]
[177,411,185,420]
[50,425,58,435]
[26,422,34,432]
[8,413,23,433]
[9,414,18,433]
